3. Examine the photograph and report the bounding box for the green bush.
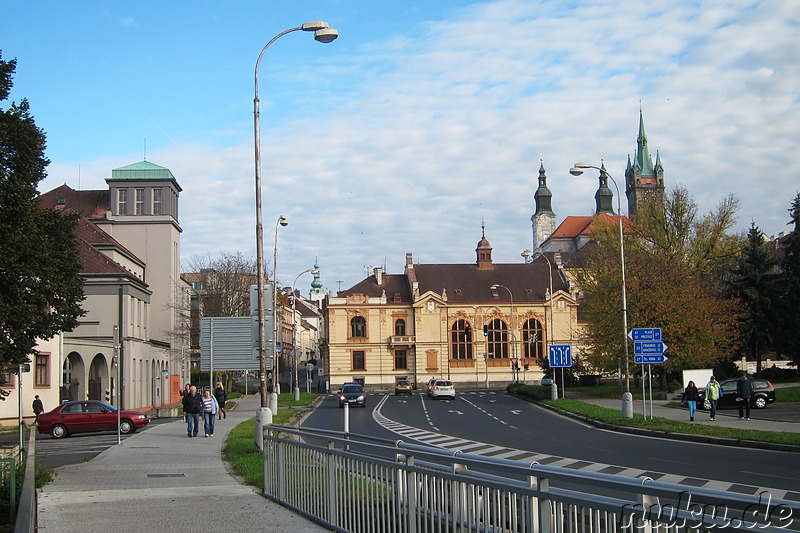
[506,383,552,401]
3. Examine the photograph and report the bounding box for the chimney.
[374,267,383,286]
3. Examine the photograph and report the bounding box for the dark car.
[700,379,776,410]
[37,400,150,439]
[338,383,366,408]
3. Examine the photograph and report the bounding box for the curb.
[519,394,800,453]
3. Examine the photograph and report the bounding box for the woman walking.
[705,376,722,421]
[214,381,227,420]
[681,381,700,421]
[202,389,220,437]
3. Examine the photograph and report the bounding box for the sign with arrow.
[629,328,661,341]
[548,344,572,367]
[635,354,669,364]
[633,341,668,355]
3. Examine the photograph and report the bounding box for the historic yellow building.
[323,230,581,391]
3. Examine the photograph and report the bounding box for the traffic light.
[464,321,471,335]
[524,363,529,371]
[483,325,488,336]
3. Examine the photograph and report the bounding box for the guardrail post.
[535,475,552,531]
[405,455,417,533]
[327,441,338,527]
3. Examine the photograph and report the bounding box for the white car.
[429,379,456,400]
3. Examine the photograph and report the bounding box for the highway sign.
[635,354,669,364]
[633,341,668,355]
[548,344,572,368]
[629,328,662,341]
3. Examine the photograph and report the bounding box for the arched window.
[487,319,509,359]
[450,319,473,360]
[394,318,406,336]
[350,316,367,338]
[523,318,545,361]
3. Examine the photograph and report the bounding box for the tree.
[726,223,783,376]
[0,51,85,368]
[775,193,800,367]
[185,252,257,318]
[574,187,741,387]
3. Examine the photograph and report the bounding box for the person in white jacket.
[201,389,220,437]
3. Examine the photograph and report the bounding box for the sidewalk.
[37,394,331,532]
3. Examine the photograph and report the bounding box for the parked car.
[338,383,366,408]
[541,377,553,386]
[699,379,776,410]
[394,380,413,395]
[429,379,456,400]
[426,378,438,396]
[37,400,150,439]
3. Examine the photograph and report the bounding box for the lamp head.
[301,21,330,31]
[278,215,288,227]
[569,167,584,176]
[490,284,499,290]
[314,28,338,43]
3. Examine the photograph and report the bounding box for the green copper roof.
[634,110,656,178]
[108,160,182,191]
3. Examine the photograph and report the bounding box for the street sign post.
[629,328,661,341]
[633,341,668,355]
[634,354,669,364]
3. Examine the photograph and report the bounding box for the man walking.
[32,395,44,424]
[181,386,203,437]
[736,371,753,420]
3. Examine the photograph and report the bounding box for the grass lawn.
[223,393,320,490]
[540,398,800,447]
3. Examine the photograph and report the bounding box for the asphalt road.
[301,390,800,496]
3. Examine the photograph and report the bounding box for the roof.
[38,184,110,220]
[108,160,183,192]
[74,219,144,281]
[339,255,567,304]
[549,213,633,239]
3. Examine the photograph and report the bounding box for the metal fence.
[262,425,800,533]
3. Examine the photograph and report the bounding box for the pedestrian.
[705,376,722,421]
[736,371,753,420]
[681,381,699,421]
[32,395,44,424]
[181,385,203,437]
[180,383,191,421]
[202,389,220,437]
[214,381,227,420]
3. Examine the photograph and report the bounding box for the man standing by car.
[736,371,753,420]
[182,386,203,437]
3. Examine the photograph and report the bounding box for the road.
[301,390,800,500]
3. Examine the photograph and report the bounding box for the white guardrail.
[262,425,799,533]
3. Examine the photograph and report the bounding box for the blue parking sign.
[549,345,572,368]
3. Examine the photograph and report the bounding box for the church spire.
[531,156,557,251]
[625,109,665,215]
[594,161,615,215]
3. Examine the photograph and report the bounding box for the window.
[135,188,145,215]
[450,319,473,360]
[350,316,367,338]
[35,354,49,386]
[152,188,162,215]
[394,319,406,336]
[352,350,366,371]
[487,319,509,359]
[118,189,128,215]
[523,318,545,361]
[0,371,13,387]
[394,349,407,370]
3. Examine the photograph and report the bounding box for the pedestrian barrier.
[262,425,799,533]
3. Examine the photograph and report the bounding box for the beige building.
[323,229,580,391]
[1,161,189,426]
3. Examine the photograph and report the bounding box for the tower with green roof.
[625,110,665,215]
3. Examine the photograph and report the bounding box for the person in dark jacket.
[32,395,44,424]
[736,372,753,420]
[681,381,700,421]
[214,381,227,420]
[181,386,203,437]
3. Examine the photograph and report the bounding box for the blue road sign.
[635,354,669,364]
[633,341,668,355]
[629,328,662,341]
[548,344,572,368]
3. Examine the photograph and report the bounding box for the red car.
[37,400,150,439]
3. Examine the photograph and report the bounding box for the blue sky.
[3,0,799,292]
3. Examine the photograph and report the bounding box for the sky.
[3,0,799,293]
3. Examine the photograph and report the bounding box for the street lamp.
[291,268,318,400]
[569,162,633,418]
[531,251,561,397]
[254,22,338,408]
[490,284,518,382]
[272,215,288,394]
[472,305,500,388]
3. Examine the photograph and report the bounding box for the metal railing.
[263,425,799,533]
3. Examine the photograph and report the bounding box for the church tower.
[625,110,665,216]
[531,159,557,251]
[594,163,616,215]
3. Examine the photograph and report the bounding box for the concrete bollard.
[268,392,278,417]
[622,391,634,419]
[551,382,558,400]
[254,407,273,452]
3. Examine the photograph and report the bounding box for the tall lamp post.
[490,284,518,382]
[291,268,318,400]
[472,305,499,388]
[569,162,633,418]
[272,215,288,393]
[526,250,560,397]
[253,22,338,408]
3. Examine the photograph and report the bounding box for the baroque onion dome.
[476,220,493,270]
[532,158,557,250]
[594,163,615,215]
